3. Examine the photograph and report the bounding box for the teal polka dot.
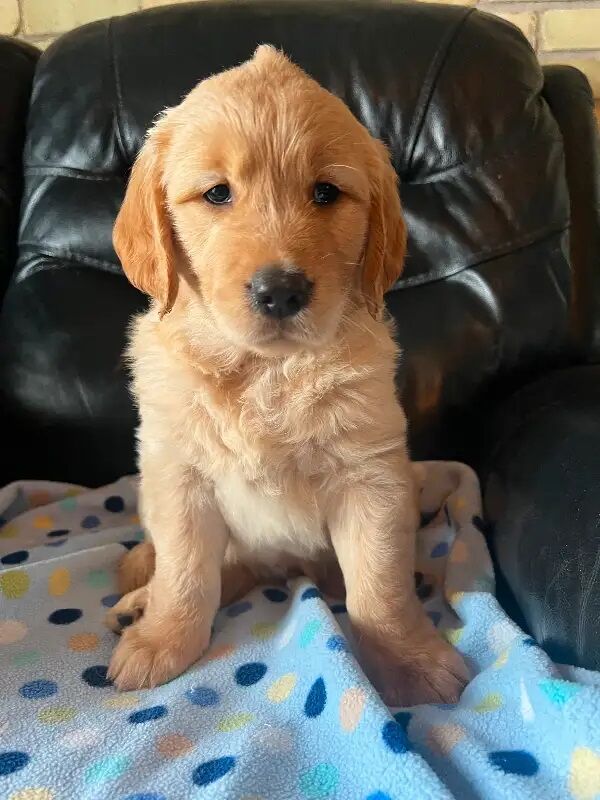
[86,569,110,589]
[299,620,321,648]
[59,497,78,512]
[86,755,130,784]
[300,763,339,798]
[539,679,581,706]
[12,650,40,667]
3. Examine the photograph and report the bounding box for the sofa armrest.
[542,66,600,360]
[482,365,600,671]
[0,36,39,301]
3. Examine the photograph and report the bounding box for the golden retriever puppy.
[107,45,468,705]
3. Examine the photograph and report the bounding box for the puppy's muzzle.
[248,265,313,320]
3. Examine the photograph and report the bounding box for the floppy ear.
[113,121,178,318]
[362,141,407,319]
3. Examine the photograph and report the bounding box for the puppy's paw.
[105,586,148,634]
[107,619,209,691]
[360,630,469,707]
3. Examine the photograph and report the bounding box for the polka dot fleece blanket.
[0,463,599,800]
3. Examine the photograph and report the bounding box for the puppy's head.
[114,45,406,355]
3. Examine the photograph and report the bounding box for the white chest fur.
[213,468,328,563]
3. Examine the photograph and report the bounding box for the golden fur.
[107,46,468,704]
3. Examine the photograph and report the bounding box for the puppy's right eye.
[204,184,232,205]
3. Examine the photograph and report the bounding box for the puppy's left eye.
[313,182,340,205]
[204,184,232,205]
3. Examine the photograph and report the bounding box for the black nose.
[249,266,312,319]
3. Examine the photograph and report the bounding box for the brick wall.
[3,0,600,111]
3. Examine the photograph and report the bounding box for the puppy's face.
[114,46,406,355]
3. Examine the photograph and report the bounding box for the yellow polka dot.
[427,723,466,755]
[0,522,18,539]
[339,686,366,732]
[48,568,70,597]
[38,707,77,724]
[217,712,254,732]
[473,693,503,713]
[252,622,277,640]
[33,515,53,530]
[450,540,469,564]
[0,619,28,645]
[569,747,600,800]
[444,627,464,645]
[10,789,55,800]
[69,633,99,652]
[65,487,83,497]
[267,673,297,703]
[453,496,466,511]
[103,695,139,710]
[156,733,194,758]
[448,591,465,607]
[202,643,235,662]
[129,514,140,525]
[493,649,509,669]
[0,570,30,599]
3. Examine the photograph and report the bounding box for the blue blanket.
[0,463,598,800]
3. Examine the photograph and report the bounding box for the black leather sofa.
[1,2,599,671]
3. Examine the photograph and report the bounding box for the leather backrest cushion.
[1,1,575,484]
[19,2,567,288]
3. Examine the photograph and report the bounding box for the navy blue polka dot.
[301,587,322,601]
[488,750,539,776]
[1,550,29,565]
[104,495,125,513]
[416,581,434,600]
[393,711,412,732]
[330,603,347,614]
[45,539,67,548]
[304,677,326,718]
[186,686,220,707]
[326,635,348,652]
[121,540,140,550]
[226,601,252,618]
[472,515,492,536]
[366,793,392,800]
[428,611,442,627]
[19,680,58,700]
[430,541,449,558]
[0,751,30,776]
[382,720,410,754]
[192,756,235,787]
[263,588,288,603]
[101,593,121,608]
[420,509,438,527]
[129,705,168,724]
[235,662,267,687]
[47,529,69,538]
[82,665,112,688]
[81,515,100,529]
[48,608,82,625]
[124,794,166,800]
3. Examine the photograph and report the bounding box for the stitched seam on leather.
[108,17,128,167]
[24,167,124,182]
[405,8,475,175]
[394,222,569,290]
[17,246,122,278]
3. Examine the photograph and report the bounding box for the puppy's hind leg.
[118,540,155,594]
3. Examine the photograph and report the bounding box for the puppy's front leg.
[108,460,227,691]
[329,465,469,706]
